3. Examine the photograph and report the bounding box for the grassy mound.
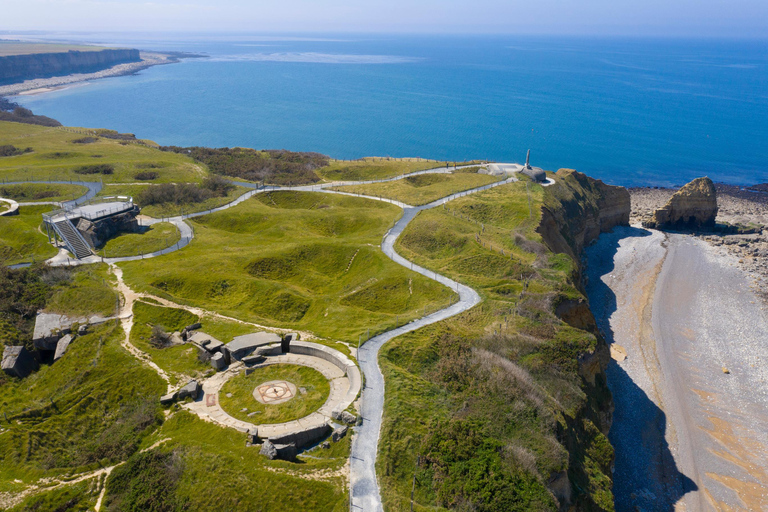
[100,222,180,258]
[219,364,330,424]
[332,172,501,206]
[119,191,454,342]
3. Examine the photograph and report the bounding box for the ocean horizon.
[12,33,768,187]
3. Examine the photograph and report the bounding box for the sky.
[1,0,767,37]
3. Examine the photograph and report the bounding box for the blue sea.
[14,34,768,186]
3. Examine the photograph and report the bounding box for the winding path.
[7,165,532,511]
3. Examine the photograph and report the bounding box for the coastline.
[0,51,203,97]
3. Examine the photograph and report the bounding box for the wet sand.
[586,226,768,511]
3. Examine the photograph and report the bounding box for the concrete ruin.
[485,150,548,183]
[2,346,39,378]
[224,332,282,361]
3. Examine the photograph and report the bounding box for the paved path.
[586,226,768,511]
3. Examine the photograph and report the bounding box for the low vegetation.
[219,364,330,424]
[74,163,114,175]
[160,146,328,185]
[137,175,234,207]
[0,145,32,157]
[332,171,501,205]
[0,99,61,127]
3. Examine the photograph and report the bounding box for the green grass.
[129,301,211,385]
[318,158,444,181]
[100,222,180,257]
[45,264,116,318]
[0,322,166,484]
[0,204,57,265]
[0,183,88,203]
[219,364,330,424]
[114,411,349,512]
[0,121,205,184]
[376,179,613,511]
[332,172,502,206]
[119,191,455,343]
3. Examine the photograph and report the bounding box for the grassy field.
[332,172,502,206]
[0,121,204,184]
[99,222,180,258]
[0,204,57,264]
[0,42,109,56]
[318,158,445,182]
[119,191,455,343]
[219,364,330,424]
[376,180,614,511]
[0,183,88,203]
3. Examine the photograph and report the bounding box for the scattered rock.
[225,393,233,398]
[340,411,357,425]
[160,391,178,405]
[299,387,307,395]
[260,440,278,459]
[53,334,74,362]
[77,324,88,335]
[260,440,297,461]
[240,407,248,412]
[1,346,38,378]
[177,380,200,400]
[321,441,331,449]
[332,425,348,442]
[610,344,628,362]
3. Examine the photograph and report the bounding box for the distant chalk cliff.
[0,49,141,84]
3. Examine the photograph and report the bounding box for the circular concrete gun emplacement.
[184,340,362,453]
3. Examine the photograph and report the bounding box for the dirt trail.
[586,226,768,511]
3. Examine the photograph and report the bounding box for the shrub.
[71,137,99,144]
[0,106,61,127]
[74,164,114,175]
[0,145,32,157]
[104,449,188,512]
[160,146,328,185]
[149,325,172,349]
[134,171,159,181]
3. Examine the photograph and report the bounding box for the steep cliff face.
[537,169,631,511]
[0,49,141,84]
[538,169,631,262]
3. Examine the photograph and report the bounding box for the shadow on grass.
[585,226,697,511]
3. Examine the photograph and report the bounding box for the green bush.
[74,164,114,175]
[105,450,188,512]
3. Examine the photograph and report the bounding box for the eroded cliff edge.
[0,49,141,84]
[538,168,631,510]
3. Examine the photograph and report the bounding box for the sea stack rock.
[645,177,718,230]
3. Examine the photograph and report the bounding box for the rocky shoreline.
[0,51,204,97]
[630,183,768,301]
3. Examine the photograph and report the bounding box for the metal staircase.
[52,219,92,259]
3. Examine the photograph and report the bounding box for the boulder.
[332,425,348,442]
[160,391,178,405]
[77,324,88,335]
[645,177,718,230]
[260,440,297,461]
[340,411,357,425]
[1,346,38,378]
[210,352,227,371]
[178,380,200,400]
[53,334,74,361]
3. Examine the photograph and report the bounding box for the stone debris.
[53,334,74,361]
[259,440,297,461]
[1,346,38,378]
[178,380,200,400]
[332,425,348,442]
[160,391,178,405]
[210,352,227,371]
[340,411,357,425]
